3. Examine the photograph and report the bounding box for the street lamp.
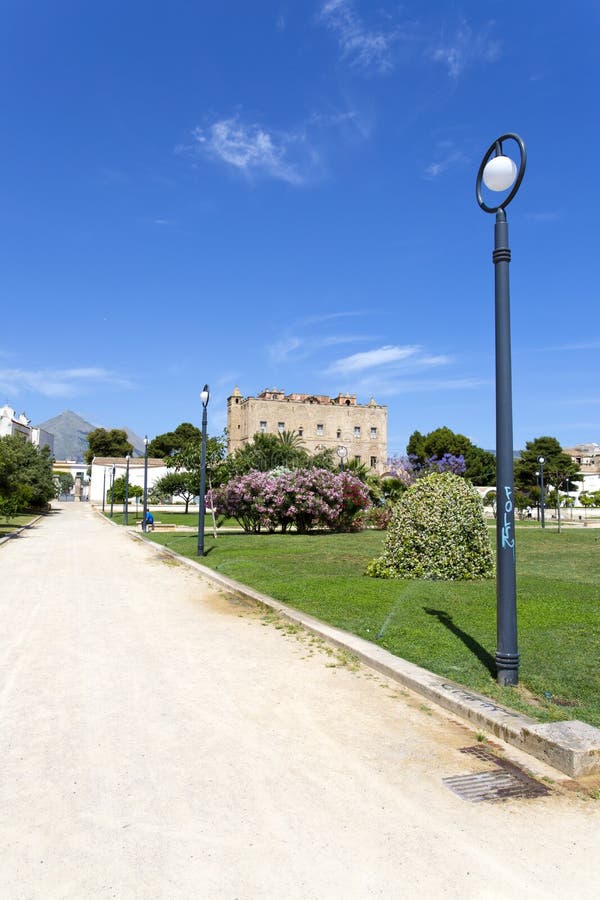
[110,464,116,518]
[124,454,130,525]
[538,456,546,529]
[535,470,540,521]
[197,384,210,557]
[476,133,526,687]
[142,436,149,532]
[337,445,348,472]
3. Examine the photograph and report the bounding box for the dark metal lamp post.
[197,385,210,557]
[538,456,546,529]
[110,464,116,518]
[535,470,540,521]
[476,133,526,687]
[124,454,130,525]
[142,436,149,532]
[337,445,347,472]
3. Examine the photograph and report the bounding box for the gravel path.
[1,503,599,899]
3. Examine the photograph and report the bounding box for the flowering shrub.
[214,469,370,533]
[367,472,494,580]
[367,506,393,530]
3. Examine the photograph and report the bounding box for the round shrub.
[367,472,494,580]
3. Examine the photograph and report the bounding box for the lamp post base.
[496,652,520,686]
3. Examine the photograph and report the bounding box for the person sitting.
[145,510,154,531]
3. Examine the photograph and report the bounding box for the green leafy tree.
[406,426,495,486]
[55,472,75,498]
[85,428,133,465]
[107,475,143,504]
[367,473,494,580]
[514,436,580,496]
[147,423,202,458]
[151,471,198,512]
[0,436,55,510]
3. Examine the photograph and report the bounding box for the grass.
[148,525,600,728]
[0,513,38,536]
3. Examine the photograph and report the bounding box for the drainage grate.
[442,746,552,802]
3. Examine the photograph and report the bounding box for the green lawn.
[106,510,240,528]
[0,513,37,536]
[148,526,600,728]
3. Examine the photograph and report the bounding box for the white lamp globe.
[482,155,518,192]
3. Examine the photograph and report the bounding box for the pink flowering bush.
[214,468,370,533]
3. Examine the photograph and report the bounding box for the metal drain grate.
[442,746,552,802]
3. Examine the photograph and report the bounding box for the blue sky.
[1,0,598,454]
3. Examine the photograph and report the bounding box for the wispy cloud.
[327,344,450,375]
[424,144,468,179]
[0,367,134,398]
[183,116,308,185]
[430,20,501,79]
[318,0,402,73]
[354,375,488,398]
[269,333,374,364]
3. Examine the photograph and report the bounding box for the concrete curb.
[0,514,45,548]
[119,522,600,778]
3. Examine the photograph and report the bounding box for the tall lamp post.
[476,132,526,687]
[535,470,540,521]
[197,385,210,557]
[538,456,546,529]
[110,464,116,518]
[337,445,348,472]
[124,454,130,525]
[142,436,149,532]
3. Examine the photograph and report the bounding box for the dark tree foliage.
[85,428,133,465]
[514,436,580,496]
[151,471,198,513]
[406,426,495,486]
[107,475,143,504]
[147,423,202,458]
[221,432,337,483]
[0,436,55,509]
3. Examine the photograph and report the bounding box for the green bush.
[367,472,494,580]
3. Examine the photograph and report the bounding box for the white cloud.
[424,147,467,179]
[430,21,501,79]
[328,344,426,374]
[318,0,400,73]
[0,367,134,398]
[355,376,487,398]
[189,117,306,185]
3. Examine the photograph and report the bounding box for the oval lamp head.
[482,155,518,192]
[538,456,545,464]
[200,384,210,407]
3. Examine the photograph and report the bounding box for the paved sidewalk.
[1,504,599,899]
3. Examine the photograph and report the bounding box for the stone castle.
[227,387,387,473]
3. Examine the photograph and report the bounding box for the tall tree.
[514,436,580,495]
[85,428,133,465]
[0,436,55,509]
[406,426,495,486]
[147,423,202,458]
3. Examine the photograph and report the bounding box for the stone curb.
[0,514,45,548]
[113,518,600,779]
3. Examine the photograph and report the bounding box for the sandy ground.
[1,503,599,900]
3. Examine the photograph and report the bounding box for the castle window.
[316,424,324,436]
[278,421,285,433]
[370,427,377,439]
[298,427,303,437]
[370,456,377,468]
[354,426,361,438]
[336,428,341,439]
[259,421,267,433]
[354,455,361,463]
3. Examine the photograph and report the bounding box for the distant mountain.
[38,410,145,461]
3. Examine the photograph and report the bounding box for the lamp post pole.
[197,385,210,557]
[142,436,149,532]
[476,133,526,687]
[538,456,546,529]
[535,470,540,521]
[337,445,347,472]
[110,464,116,518]
[124,454,130,525]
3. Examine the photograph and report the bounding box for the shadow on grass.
[423,607,496,677]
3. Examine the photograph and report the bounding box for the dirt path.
[1,503,599,899]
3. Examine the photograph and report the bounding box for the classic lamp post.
[337,445,348,472]
[197,385,210,557]
[538,456,546,529]
[535,470,540,521]
[142,436,149,532]
[124,454,130,525]
[476,132,526,686]
[110,464,116,518]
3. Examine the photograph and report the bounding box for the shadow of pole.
[423,607,496,677]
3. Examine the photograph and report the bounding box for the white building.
[89,456,169,504]
[0,404,55,453]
